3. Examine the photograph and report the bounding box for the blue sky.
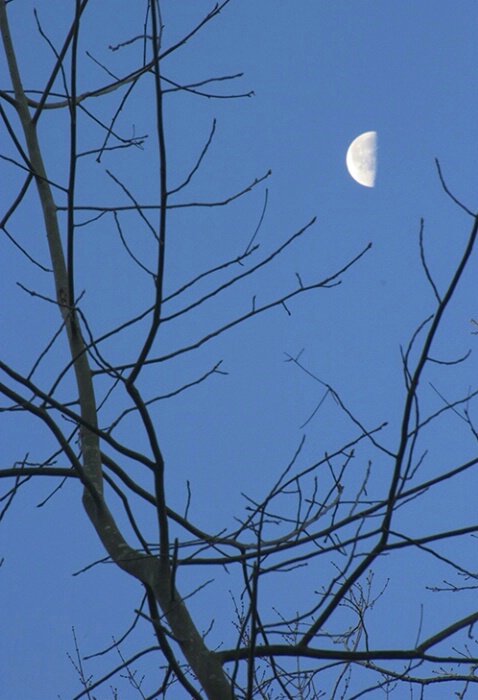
[1,2,478,698]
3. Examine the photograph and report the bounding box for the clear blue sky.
[1,2,478,698]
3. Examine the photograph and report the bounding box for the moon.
[346,131,377,188]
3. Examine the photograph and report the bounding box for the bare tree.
[1,2,478,699]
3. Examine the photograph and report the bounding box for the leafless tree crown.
[1,2,478,699]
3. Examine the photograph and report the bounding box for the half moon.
[346,131,377,188]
